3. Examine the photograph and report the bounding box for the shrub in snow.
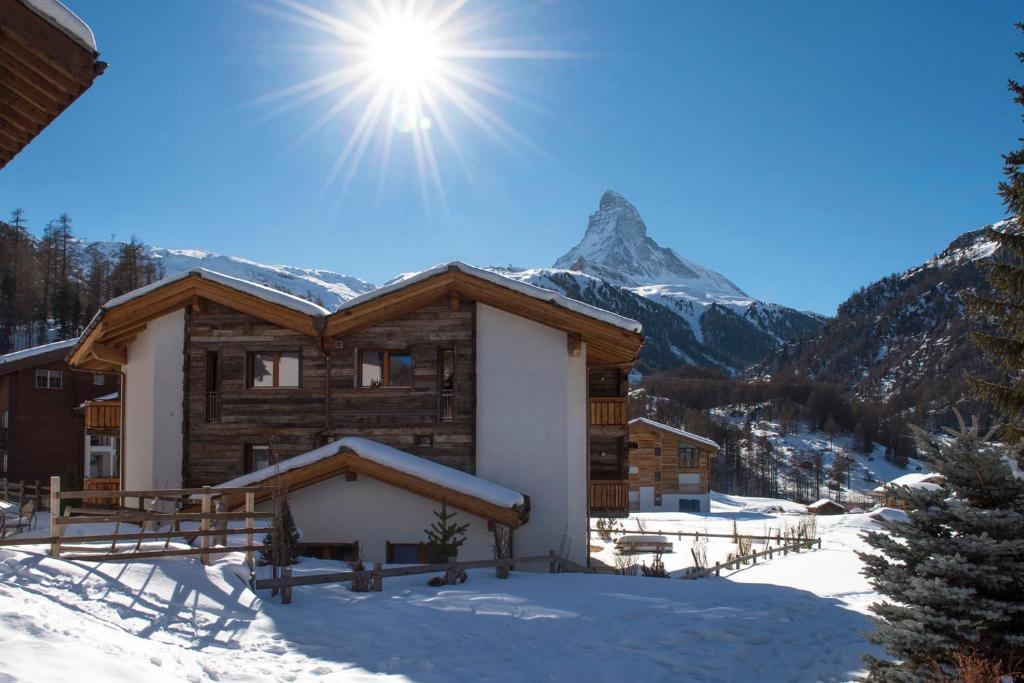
[596,516,622,542]
[424,503,469,564]
[640,552,669,578]
[857,414,1024,681]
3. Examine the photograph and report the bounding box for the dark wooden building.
[0,339,120,484]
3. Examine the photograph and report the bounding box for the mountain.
[755,221,1006,423]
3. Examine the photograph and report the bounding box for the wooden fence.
[0,477,274,568]
[682,537,821,580]
[254,552,567,604]
[1,478,49,510]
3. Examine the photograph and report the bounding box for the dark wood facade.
[183,300,476,486]
[0,349,119,483]
[588,367,631,516]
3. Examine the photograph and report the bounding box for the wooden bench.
[614,534,673,554]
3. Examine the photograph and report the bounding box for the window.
[654,492,663,507]
[246,351,300,388]
[439,347,455,421]
[654,470,661,482]
[205,351,220,422]
[35,369,62,390]
[678,445,700,468]
[416,434,433,447]
[244,445,271,473]
[678,498,701,513]
[590,437,627,480]
[92,374,105,386]
[359,350,412,388]
[654,446,661,457]
[386,542,424,564]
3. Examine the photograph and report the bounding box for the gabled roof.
[70,262,644,371]
[0,338,78,374]
[1,0,106,169]
[629,417,720,451]
[208,437,530,528]
[869,472,943,496]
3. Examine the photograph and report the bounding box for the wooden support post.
[49,477,61,557]
[2,478,6,501]
[215,497,227,547]
[817,538,822,550]
[281,567,292,604]
[752,550,757,565]
[245,492,255,570]
[715,561,720,577]
[768,546,773,560]
[548,550,557,574]
[372,561,383,592]
[496,557,509,579]
[33,480,40,510]
[200,488,211,566]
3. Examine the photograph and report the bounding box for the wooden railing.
[205,392,220,422]
[589,397,627,426]
[439,389,454,422]
[590,480,629,511]
[85,402,120,429]
[83,477,120,508]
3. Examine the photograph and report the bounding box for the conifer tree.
[259,497,301,567]
[423,503,468,563]
[969,22,1024,440]
[857,414,1024,680]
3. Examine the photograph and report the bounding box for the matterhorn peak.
[553,192,746,297]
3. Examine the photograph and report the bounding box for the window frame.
[35,369,62,390]
[678,444,700,469]
[92,373,106,386]
[243,444,272,473]
[358,350,413,388]
[246,350,301,389]
[386,541,426,564]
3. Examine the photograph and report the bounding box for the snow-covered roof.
[629,418,720,450]
[807,499,844,510]
[340,261,642,333]
[102,268,331,317]
[22,0,97,52]
[217,436,525,509]
[0,338,78,365]
[869,472,944,495]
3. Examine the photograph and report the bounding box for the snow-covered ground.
[0,495,886,682]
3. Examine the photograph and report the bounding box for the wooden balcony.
[84,401,120,429]
[589,397,627,426]
[83,477,120,508]
[590,479,629,516]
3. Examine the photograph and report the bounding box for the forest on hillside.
[0,209,165,353]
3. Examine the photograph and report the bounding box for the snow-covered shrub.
[640,552,669,578]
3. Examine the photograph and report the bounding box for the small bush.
[640,552,669,578]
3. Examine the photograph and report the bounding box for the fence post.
[215,497,227,547]
[817,537,822,550]
[281,566,292,604]
[548,550,557,574]
[714,561,720,577]
[33,480,40,510]
[1,478,6,502]
[752,549,757,565]
[48,476,61,557]
[768,546,773,560]
[372,561,383,592]
[496,557,509,579]
[17,480,23,507]
[245,492,255,570]
[200,488,211,566]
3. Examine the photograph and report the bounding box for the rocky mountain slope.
[755,221,1007,422]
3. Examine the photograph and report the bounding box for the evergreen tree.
[258,497,301,567]
[968,23,1024,441]
[423,503,469,563]
[857,414,1024,680]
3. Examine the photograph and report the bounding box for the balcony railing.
[590,480,629,513]
[85,401,120,429]
[439,389,455,422]
[589,397,627,426]
[205,392,221,423]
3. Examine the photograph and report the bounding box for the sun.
[253,0,571,202]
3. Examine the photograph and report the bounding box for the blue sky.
[1,1,1020,315]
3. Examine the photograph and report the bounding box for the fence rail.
[1,478,49,509]
[683,537,821,580]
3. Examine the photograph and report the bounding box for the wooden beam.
[449,291,461,312]
[90,342,126,366]
[567,332,582,358]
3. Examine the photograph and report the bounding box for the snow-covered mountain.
[147,247,376,309]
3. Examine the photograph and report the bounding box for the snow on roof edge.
[629,417,720,450]
[337,261,642,334]
[216,436,526,509]
[0,337,79,365]
[21,0,97,52]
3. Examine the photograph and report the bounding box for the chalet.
[806,499,845,515]
[867,472,944,510]
[1,0,106,168]
[0,339,120,485]
[625,418,719,514]
[68,263,643,565]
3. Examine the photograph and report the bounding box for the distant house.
[68,263,643,565]
[1,0,106,168]
[806,499,845,515]
[867,472,945,510]
[625,418,719,513]
[0,339,120,485]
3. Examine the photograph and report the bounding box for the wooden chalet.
[1,0,106,168]
[68,263,643,565]
[625,418,719,513]
[0,339,119,485]
[806,499,845,516]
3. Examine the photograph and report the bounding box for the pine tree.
[857,414,1024,680]
[968,23,1024,441]
[423,503,468,563]
[258,497,301,567]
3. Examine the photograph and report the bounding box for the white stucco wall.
[475,304,588,565]
[123,309,185,491]
[258,475,494,563]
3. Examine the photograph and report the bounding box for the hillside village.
[1,1,1022,682]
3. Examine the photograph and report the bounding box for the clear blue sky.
[2,1,1021,314]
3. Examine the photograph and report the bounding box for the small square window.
[416,434,433,447]
[93,374,105,386]
[387,542,424,564]
[244,445,271,473]
[654,471,661,482]
[654,446,661,457]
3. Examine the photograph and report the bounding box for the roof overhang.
[0,0,106,169]
[628,417,720,452]
[203,447,531,529]
[325,265,644,366]
[68,272,325,371]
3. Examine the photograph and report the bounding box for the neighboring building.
[0,339,120,484]
[806,499,845,515]
[1,0,106,168]
[69,263,643,565]
[867,472,944,510]
[626,418,719,513]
